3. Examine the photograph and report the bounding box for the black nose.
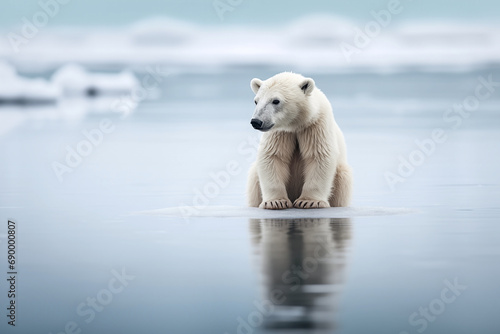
[251,118,263,129]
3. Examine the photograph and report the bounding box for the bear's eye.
[254,100,258,105]
[272,99,280,105]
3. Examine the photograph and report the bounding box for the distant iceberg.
[0,62,60,104]
[51,64,139,97]
[0,62,140,112]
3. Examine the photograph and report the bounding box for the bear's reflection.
[249,218,351,332]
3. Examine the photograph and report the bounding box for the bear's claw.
[260,199,292,210]
[293,199,329,209]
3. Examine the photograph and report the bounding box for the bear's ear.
[300,78,315,96]
[251,78,263,94]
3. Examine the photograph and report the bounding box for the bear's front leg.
[258,157,293,210]
[257,133,295,210]
[293,158,334,209]
[294,128,336,209]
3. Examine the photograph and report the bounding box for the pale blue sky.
[1,0,499,28]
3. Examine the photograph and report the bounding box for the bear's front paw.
[259,199,293,210]
[293,198,330,209]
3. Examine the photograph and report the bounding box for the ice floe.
[0,62,60,104]
[136,205,415,219]
[51,64,139,97]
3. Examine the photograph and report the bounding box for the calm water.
[1,68,500,334]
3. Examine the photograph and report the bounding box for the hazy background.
[2,0,499,75]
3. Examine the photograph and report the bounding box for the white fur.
[247,72,352,210]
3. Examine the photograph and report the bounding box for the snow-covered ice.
[138,206,415,218]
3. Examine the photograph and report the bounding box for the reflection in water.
[249,218,351,333]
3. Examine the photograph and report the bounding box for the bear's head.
[250,72,315,132]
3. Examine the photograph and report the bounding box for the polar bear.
[247,72,352,209]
